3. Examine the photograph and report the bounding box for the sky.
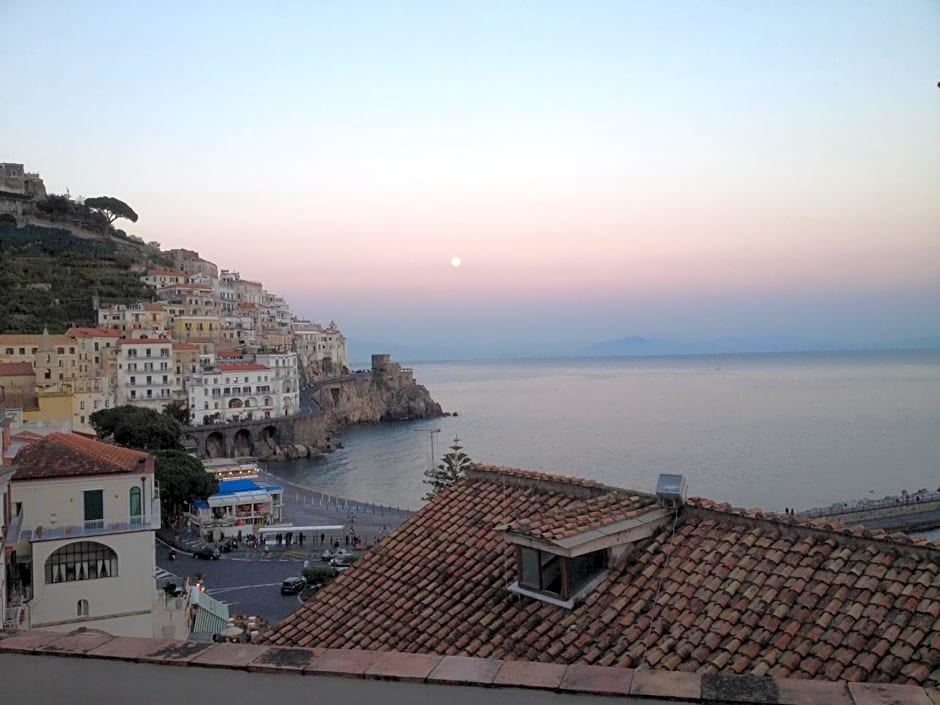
[2,1,938,359]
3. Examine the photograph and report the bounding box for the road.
[156,542,311,626]
[155,460,414,627]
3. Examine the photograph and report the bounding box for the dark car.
[281,577,306,595]
[195,546,221,560]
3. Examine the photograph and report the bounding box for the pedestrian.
[345,535,349,546]
[299,533,304,545]
[320,533,325,545]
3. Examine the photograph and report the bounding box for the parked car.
[281,577,306,595]
[195,546,221,560]
[330,555,355,573]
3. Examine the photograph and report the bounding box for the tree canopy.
[155,450,219,517]
[162,400,190,426]
[84,196,139,225]
[89,404,214,517]
[89,405,181,452]
[423,436,472,501]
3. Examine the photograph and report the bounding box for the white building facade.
[115,339,182,411]
[187,354,299,426]
[292,320,350,378]
[10,433,161,637]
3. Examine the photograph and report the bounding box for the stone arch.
[260,425,279,454]
[233,428,253,457]
[228,398,243,409]
[206,431,225,458]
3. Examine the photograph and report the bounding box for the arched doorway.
[260,425,279,454]
[233,428,253,457]
[206,431,225,458]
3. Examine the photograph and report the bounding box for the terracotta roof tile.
[13,433,151,479]
[0,362,34,376]
[263,466,940,690]
[67,327,120,338]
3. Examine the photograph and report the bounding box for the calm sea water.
[273,351,940,513]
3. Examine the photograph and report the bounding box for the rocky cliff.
[312,365,443,427]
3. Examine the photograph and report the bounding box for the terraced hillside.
[0,224,169,333]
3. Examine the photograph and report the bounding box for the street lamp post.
[416,428,441,472]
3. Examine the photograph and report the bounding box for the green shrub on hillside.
[0,225,156,332]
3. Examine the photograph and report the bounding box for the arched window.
[77,599,89,616]
[129,487,142,523]
[45,541,117,584]
[228,398,243,409]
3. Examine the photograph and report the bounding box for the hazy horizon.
[3,2,938,354]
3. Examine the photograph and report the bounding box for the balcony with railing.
[29,515,159,542]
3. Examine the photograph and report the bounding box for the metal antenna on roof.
[638,502,681,670]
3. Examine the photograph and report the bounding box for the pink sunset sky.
[3,2,938,359]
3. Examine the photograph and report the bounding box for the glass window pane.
[568,550,608,595]
[519,548,539,588]
[83,490,103,522]
[540,554,562,595]
[129,487,142,517]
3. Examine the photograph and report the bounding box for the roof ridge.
[685,496,940,554]
[466,463,616,499]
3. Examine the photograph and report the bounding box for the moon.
[450,256,462,268]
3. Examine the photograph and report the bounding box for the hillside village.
[2,162,939,705]
[0,161,350,439]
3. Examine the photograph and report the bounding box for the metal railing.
[32,516,158,541]
[800,490,940,520]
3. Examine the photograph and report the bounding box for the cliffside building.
[186,352,299,426]
[292,320,350,379]
[115,338,182,411]
[97,303,168,336]
[0,163,46,198]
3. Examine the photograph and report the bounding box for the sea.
[271,350,940,515]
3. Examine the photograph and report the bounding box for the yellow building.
[97,303,168,335]
[172,315,223,345]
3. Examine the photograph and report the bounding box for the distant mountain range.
[349,334,940,365]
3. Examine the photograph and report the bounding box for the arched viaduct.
[182,412,328,459]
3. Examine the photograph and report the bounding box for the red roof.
[265,464,940,689]
[161,283,211,291]
[13,433,151,480]
[67,327,120,338]
[0,362,34,376]
[173,343,199,351]
[217,364,269,372]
